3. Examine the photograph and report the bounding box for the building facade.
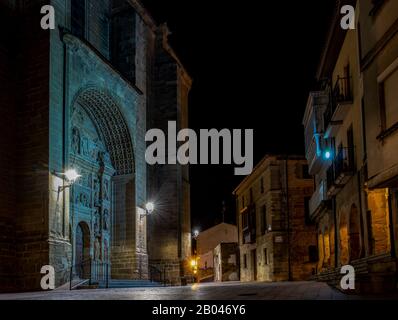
[196,222,238,281]
[234,155,317,282]
[214,243,239,282]
[303,0,398,293]
[0,0,191,292]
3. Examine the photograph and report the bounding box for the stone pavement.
[0,281,396,300]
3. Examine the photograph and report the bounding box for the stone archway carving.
[74,87,134,175]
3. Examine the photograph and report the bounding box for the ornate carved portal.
[69,89,137,277]
[71,101,114,267]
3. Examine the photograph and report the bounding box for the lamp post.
[138,202,155,279]
[140,202,155,219]
[56,169,80,290]
[58,169,81,193]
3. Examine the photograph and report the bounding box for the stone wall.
[15,0,50,291]
[146,28,192,285]
[0,1,17,292]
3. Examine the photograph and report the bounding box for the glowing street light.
[145,202,155,215]
[324,150,332,160]
[64,169,81,183]
[58,169,81,193]
[140,202,155,219]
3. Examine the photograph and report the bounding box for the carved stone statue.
[81,137,89,156]
[103,180,109,201]
[103,209,109,231]
[93,178,100,207]
[71,127,80,154]
[94,238,101,261]
[94,210,100,235]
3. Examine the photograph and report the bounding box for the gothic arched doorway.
[70,87,139,280]
[349,204,361,261]
[75,222,90,278]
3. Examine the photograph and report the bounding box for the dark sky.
[141,0,336,232]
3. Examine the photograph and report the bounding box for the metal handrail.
[70,258,109,290]
[324,76,352,128]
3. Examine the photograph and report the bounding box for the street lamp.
[140,202,155,219]
[323,150,332,160]
[58,169,81,193]
[145,202,155,215]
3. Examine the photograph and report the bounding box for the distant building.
[233,155,317,282]
[214,243,239,282]
[196,223,238,281]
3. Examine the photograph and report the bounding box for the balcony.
[242,204,256,244]
[243,229,256,244]
[309,180,330,221]
[326,147,355,196]
[303,92,328,175]
[324,76,353,138]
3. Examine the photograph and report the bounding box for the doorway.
[75,222,90,278]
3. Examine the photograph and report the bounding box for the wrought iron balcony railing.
[324,76,353,130]
[326,147,355,195]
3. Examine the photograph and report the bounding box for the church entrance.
[75,222,90,278]
[69,88,142,281]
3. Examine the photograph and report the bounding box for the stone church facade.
[0,0,191,291]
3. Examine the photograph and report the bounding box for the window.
[71,0,86,39]
[242,212,248,230]
[260,177,264,193]
[304,197,311,225]
[380,68,398,131]
[243,254,247,268]
[308,245,318,262]
[263,248,268,265]
[260,205,267,235]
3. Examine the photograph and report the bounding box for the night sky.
[141,0,336,232]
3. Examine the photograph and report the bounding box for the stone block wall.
[15,0,50,291]
[0,2,17,292]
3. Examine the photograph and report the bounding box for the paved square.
[0,281,397,300]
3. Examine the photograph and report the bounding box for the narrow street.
[0,281,395,300]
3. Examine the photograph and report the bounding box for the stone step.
[98,280,164,288]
